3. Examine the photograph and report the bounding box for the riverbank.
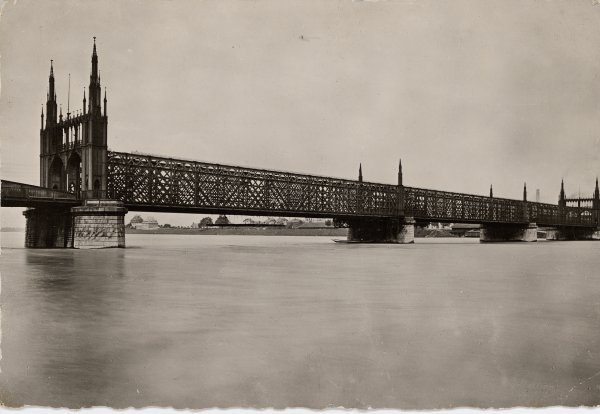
[126,226,349,237]
[126,226,460,237]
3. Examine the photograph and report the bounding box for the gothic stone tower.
[27,38,125,249]
[39,38,108,198]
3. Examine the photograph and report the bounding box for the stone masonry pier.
[480,222,538,242]
[347,217,415,243]
[71,200,127,249]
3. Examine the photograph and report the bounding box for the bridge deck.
[106,151,597,228]
[3,154,595,228]
[1,180,80,208]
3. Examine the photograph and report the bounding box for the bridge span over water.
[2,40,599,248]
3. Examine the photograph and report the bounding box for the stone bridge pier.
[23,200,127,249]
[479,222,538,243]
[345,217,415,243]
[479,184,538,242]
[23,206,73,248]
[71,200,127,248]
[545,227,600,241]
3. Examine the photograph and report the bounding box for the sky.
[1,0,600,227]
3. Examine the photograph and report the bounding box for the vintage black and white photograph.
[1,0,600,410]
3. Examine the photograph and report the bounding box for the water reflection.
[1,235,600,408]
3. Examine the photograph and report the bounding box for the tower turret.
[45,60,57,126]
[88,37,102,115]
[559,179,566,208]
[397,159,403,186]
[593,177,599,210]
[358,163,363,183]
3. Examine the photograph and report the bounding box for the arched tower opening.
[93,179,101,198]
[66,152,82,195]
[49,156,65,190]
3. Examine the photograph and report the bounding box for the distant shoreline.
[1,227,25,232]
[125,227,462,238]
[1,227,463,237]
[126,227,349,236]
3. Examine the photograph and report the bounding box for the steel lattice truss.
[107,152,399,218]
[404,187,595,227]
[107,151,597,227]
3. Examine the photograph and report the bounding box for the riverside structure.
[2,40,599,248]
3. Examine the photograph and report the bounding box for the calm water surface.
[1,232,600,408]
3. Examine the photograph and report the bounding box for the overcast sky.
[1,0,599,227]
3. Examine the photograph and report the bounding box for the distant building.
[133,216,159,230]
[450,223,480,237]
[287,218,304,228]
[426,222,452,230]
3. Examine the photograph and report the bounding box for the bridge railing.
[1,180,77,201]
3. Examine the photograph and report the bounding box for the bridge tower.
[26,39,125,249]
[39,38,108,197]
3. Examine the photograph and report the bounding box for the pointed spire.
[595,177,599,199]
[103,87,107,116]
[559,178,566,204]
[358,163,363,183]
[397,158,403,186]
[489,184,493,198]
[90,37,99,85]
[41,105,44,128]
[59,104,63,122]
[67,73,71,117]
[47,60,56,102]
[523,182,527,202]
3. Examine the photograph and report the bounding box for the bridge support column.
[23,207,73,248]
[480,222,537,243]
[347,217,415,243]
[545,227,600,241]
[71,200,127,249]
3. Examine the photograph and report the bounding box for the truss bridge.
[2,39,599,248]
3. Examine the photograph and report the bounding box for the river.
[1,232,599,408]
